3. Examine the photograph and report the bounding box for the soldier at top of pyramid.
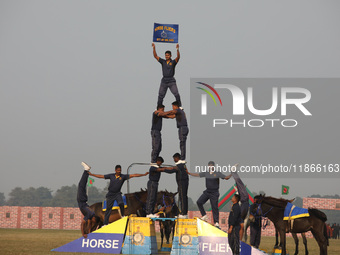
[152,42,182,107]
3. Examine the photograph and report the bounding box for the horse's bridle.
[250,202,273,230]
[252,202,273,218]
[162,194,176,209]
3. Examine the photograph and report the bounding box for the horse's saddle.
[284,202,310,231]
[283,202,309,220]
[102,196,128,211]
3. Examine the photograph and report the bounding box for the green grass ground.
[0,229,339,255]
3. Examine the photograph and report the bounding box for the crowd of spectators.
[326,223,339,239]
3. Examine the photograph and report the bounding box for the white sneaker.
[81,162,91,171]
[178,214,188,219]
[214,222,220,229]
[200,215,208,221]
[230,163,238,173]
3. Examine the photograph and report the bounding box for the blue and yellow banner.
[171,219,199,255]
[153,23,179,43]
[52,217,128,253]
[122,217,157,254]
[197,219,267,255]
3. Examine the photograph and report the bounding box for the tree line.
[0,186,107,207]
[0,187,339,213]
[0,186,203,209]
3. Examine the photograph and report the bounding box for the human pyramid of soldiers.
[76,43,251,253]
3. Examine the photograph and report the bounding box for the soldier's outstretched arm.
[188,171,200,177]
[130,172,149,178]
[89,172,105,179]
[224,174,232,180]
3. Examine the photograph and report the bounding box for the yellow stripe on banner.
[94,216,128,234]
[197,218,228,237]
[283,213,310,220]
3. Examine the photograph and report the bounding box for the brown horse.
[82,189,178,237]
[247,197,309,255]
[158,191,179,248]
[89,189,149,229]
[250,195,328,255]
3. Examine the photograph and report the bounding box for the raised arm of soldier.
[175,44,180,62]
[152,43,159,61]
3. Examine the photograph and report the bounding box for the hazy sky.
[1,1,339,201]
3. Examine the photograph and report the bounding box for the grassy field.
[0,228,339,255]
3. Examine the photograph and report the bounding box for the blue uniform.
[231,172,249,223]
[175,109,189,161]
[200,171,226,191]
[250,203,262,248]
[77,171,95,221]
[151,112,163,163]
[159,58,177,81]
[157,58,181,106]
[197,171,226,224]
[228,203,241,255]
[103,173,129,225]
[146,166,160,215]
[165,163,189,215]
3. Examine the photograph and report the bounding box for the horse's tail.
[308,208,327,222]
[323,222,329,246]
